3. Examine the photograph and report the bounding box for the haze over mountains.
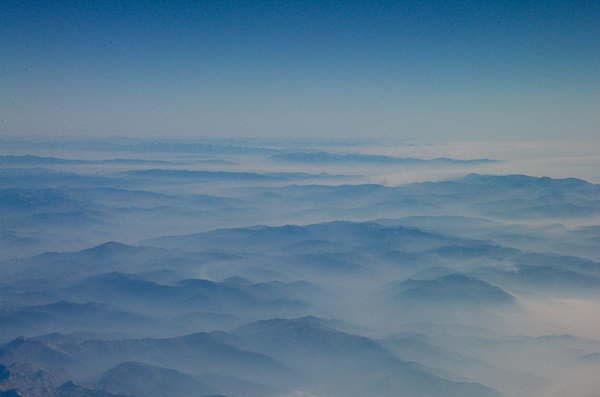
[1,139,600,397]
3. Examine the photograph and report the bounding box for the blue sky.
[1,0,599,141]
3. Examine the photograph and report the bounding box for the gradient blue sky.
[1,0,599,140]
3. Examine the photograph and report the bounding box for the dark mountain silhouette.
[233,317,504,397]
[0,338,73,378]
[0,154,174,166]
[55,381,132,397]
[387,273,516,307]
[124,169,332,182]
[0,242,242,284]
[0,363,62,392]
[97,362,216,397]
[0,301,154,341]
[71,332,294,386]
[269,151,497,165]
[142,221,453,254]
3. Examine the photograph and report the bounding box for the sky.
[1,0,599,141]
